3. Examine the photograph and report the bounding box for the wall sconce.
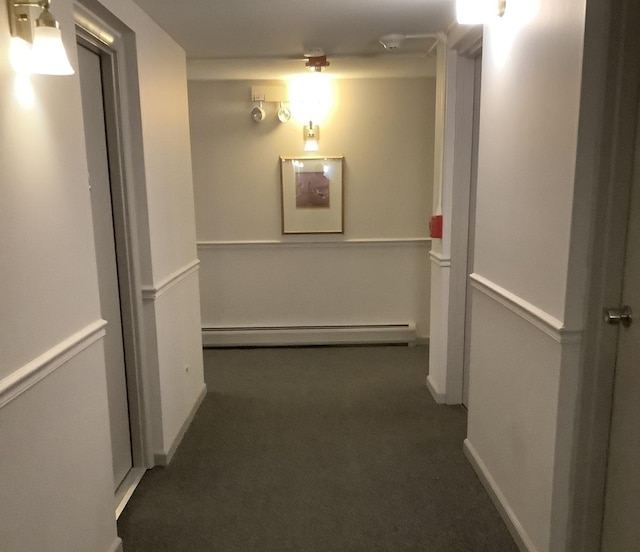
[456,0,506,24]
[6,0,74,75]
[303,121,319,152]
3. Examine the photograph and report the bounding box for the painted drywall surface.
[467,292,562,551]
[0,0,118,548]
[472,1,586,320]
[0,344,118,552]
[467,0,587,550]
[189,78,434,338]
[134,26,199,279]
[0,0,101,382]
[199,243,431,336]
[153,272,205,452]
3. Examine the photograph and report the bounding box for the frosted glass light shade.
[304,139,319,152]
[30,26,74,75]
[456,0,504,24]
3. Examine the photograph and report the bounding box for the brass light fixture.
[6,0,74,75]
[303,121,319,152]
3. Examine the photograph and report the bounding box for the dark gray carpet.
[118,346,517,552]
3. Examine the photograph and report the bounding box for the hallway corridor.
[118,346,517,551]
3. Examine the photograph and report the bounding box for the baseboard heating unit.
[202,324,416,348]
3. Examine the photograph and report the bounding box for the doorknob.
[604,306,633,327]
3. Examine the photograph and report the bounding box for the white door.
[600,106,640,550]
[78,44,133,491]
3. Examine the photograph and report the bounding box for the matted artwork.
[280,156,344,234]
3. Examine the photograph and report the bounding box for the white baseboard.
[109,537,123,552]
[463,439,537,552]
[202,324,417,347]
[154,384,207,466]
[426,374,446,403]
[115,467,146,519]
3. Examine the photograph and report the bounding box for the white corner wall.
[189,78,434,342]
[96,0,206,458]
[465,1,588,551]
[0,0,204,548]
[0,0,118,548]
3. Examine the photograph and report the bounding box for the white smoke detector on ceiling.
[378,34,405,50]
[378,33,439,51]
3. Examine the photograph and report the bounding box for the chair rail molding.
[429,250,452,267]
[197,238,431,249]
[142,259,200,301]
[470,273,583,344]
[0,319,108,408]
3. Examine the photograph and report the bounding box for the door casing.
[75,1,154,475]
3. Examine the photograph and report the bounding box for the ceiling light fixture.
[6,0,74,75]
[304,49,330,72]
[456,0,506,25]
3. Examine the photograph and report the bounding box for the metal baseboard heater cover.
[202,324,416,347]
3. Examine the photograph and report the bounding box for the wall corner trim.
[429,250,452,267]
[426,374,446,403]
[109,537,124,552]
[0,319,108,409]
[142,259,200,301]
[464,439,537,552]
[154,383,207,467]
[469,273,583,344]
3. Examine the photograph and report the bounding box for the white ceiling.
[130,0,456,60]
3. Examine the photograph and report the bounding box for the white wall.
[0,0,203,548]
[189,77,434,341]
[0,0,119,548]
[465,1,588,551]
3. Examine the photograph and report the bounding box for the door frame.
[462,51,482,408]
[74,1,154,490]
[568,0,640,548]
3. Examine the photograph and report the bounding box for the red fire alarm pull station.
[429,215,443,239]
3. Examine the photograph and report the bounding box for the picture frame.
[280,156,344,234]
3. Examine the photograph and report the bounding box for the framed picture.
[280,156,344,234]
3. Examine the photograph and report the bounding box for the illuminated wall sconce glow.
[303,122,320,152]
[6,0,75,75]
[9,36,32,72]
[456,0,506,24]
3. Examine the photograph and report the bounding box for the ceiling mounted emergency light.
[456,0,506,25]
[6,0,74,75]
